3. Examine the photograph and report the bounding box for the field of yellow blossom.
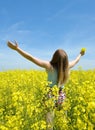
[0,68,95,130]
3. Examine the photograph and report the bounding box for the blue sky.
[0,0,95,71]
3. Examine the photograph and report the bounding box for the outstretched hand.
[80,48,86,56]
[7,41,18,50]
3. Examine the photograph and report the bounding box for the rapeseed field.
[0,69,95,130]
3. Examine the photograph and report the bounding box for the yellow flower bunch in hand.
[80,48,86,56]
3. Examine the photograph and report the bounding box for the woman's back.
[47,68,58,87]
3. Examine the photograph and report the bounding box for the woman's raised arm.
[69,48,86,68]
[7,41,51,69]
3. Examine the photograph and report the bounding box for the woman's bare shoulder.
[45,62,54,71]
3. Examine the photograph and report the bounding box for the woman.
[7,41,85,130]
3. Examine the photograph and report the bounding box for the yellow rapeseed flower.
[81,48,86,52]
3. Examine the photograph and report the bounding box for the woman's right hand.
[80,48,86,56]
[7,41,18,50]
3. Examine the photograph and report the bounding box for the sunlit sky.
[0,0,95,71]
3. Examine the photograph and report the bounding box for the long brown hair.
[50,49,69,86]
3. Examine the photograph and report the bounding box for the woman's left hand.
[7,41,18,50]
